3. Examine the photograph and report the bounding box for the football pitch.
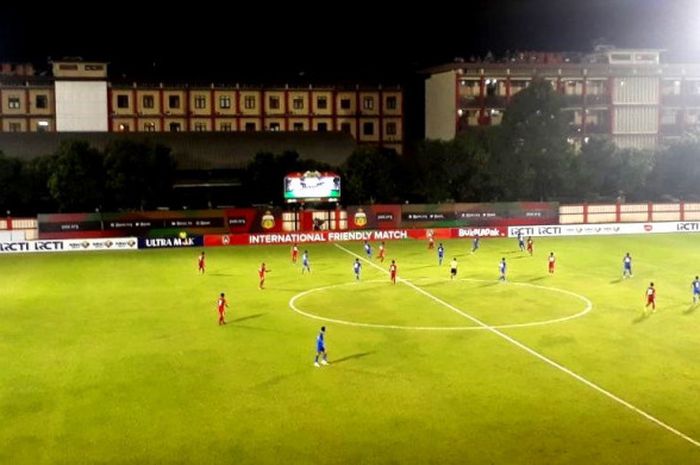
[2,234,700,464]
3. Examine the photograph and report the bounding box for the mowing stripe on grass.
[334,243,700,449]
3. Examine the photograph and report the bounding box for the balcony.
[561,94,584,107]
[585,94,608,106]
[660,124,684,136]
[585,123,609,134]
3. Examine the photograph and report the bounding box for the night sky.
[1,0,698,83]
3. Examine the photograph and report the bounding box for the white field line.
[289,278,591,330]
[333,243,700,449]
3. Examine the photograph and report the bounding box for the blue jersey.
[364,243,372,256]
[623,256,632,269]
[302,253,309,265]
[316,331,325,351]
[518,233,524,245]
[693,280,700,294]
[499,261,507,273]
[437,246,444,257]
[473,237,480,249]
[353,262,361,274]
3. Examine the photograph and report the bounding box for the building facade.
[425,48,700,150]
[0,60,403,154]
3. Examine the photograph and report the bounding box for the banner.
[204,227,508,247]
[0,237,138,254]
[508,221,700,237]
[38,208,285,239]
[137,236,204,249]
[346,205,402,230]
[401,202,558,228]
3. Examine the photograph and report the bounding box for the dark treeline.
[1,80,699,214]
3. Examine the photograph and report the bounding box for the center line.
[334,242,700,449]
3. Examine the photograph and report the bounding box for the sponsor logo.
[222,235,231,245]
[458,228,503,237]
[354,208,368,227]
[644,224,653,232]
[261,211,275,230]
[81,241,90,248]
[143,237,196,248]
[677,222,700,231]
[0,242,30,252]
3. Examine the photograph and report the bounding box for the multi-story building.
[425,47,700,150]
[0,59,404,154]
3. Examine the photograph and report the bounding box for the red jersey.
[258,264,267,278]
[646,287,656,301]
[217,297,227,312]
[291,245,298,258]
[379,245,385,257]
[198,255,205,268]
[527,239,533,250]
[389,264,397,275]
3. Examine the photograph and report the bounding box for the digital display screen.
[284,171,340,202]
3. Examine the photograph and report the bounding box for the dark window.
[244,96,256,109]
[168,95,181,109]
[340,98,351,110]
[317,122,328,132]
[363,122,374,135]
[9,122,21,132]
[142,95,155,109]
[169,122,181,132]
[220,122,232,131]
[269,122,281,131]
[118,123,130,132]
[219,96,231,109]
[194,95,206,109]
[245,122,256,131]
[317,97,328,109]
[35,95,48,109]
[386,122,397,136]
[386,96,397,110]
[293,98,304,110]
[363,97,374,110]
[194,122,207,131]
[144,122,156,132]
[269,96,280,110]
[293,122,304,131]
[341,122,352,133]
[117,95,129,109]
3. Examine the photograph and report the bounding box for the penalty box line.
[333,243,700,449]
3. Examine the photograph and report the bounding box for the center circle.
[289,278,592,331]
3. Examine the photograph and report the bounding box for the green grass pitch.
[2,234,700,464]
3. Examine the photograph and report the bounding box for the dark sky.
[1,0,699,83]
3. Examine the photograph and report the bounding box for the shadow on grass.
[632,311,651,324]
[609,278,623,284]
[231,313,267,323]
[208,272,234,277]
[478,281,500,287]
[332,351,375,365]
[683,304,697,315]
[528,276,546,282]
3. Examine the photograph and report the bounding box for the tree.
[48,141,105,212]
[103,140,176,210]
[647,138,700,200]
[410,130,497,202]
[0,152,23,214]
[340,147,403,204]
[492,79,575,200]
